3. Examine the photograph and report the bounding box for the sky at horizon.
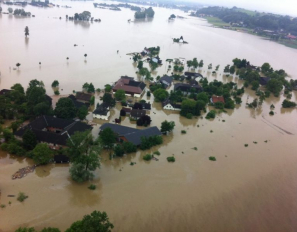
[186,0,297,16]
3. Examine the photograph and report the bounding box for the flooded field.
[1,1,297,232]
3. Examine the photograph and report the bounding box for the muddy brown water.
[1,1,297,232]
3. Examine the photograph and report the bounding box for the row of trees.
[15,210,114,232]
[134,7,155,19]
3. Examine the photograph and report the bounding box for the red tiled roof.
[212,96,225,103]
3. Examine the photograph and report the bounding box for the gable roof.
[0,89,12,95]
[212,95,225,104]
[174,83,202,92]
[113,77,146,94]
[100,123,138,136]
[131,109,146,118]
[14,115,92,146]
[68,95,87,109]
[123,127,162,146]
[76,92,92,102]
[99,123,162,146]
[260,77,271,86]
[162,99,181,109]
[93,103,109,116]
[159,75,173,86]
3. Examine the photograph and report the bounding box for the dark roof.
[93,103,109,116]
[76,92,92,102]
[54,154,69,163]
[184,72,203,78]
[141,102,151,110]
[100,123,138,136]
[162,99,181,109]
[14,115,92,146]
[99,123,162,146]
[260,77,271,85]
[113,77,146,94]
[45,95,52,104]
[159,75,173,86]
[123,127,162,146]
[0,89,12,95]
[122,107,132,113]
[68,95,87,109]
[189,79,199,86]
[174,83,202,92]
[131,109,146,118]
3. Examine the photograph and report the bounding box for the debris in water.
[12,165,36,180]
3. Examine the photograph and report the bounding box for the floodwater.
[1,1,297,232]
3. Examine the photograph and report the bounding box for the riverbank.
[204,16,297,49]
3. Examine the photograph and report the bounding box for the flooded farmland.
[1,1,297,232]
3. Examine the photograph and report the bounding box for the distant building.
[184,72,203,79]
[130,109,146,119]
[113,76,146,98]
[0,89,12,96]
[99,123,162,146]
[68,95,89,108]
[162,99,181,111]
[93,103,110,120]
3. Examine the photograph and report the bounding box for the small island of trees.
[135,7,155,19]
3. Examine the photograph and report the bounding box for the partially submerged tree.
[32,143,53,165]
[25,26,29,37]
[161,120,175,133]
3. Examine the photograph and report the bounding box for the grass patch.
[209,156,216,161]
[17,192,28,202]
[167,156,175,162]
[181,130,187,134]
[192,147,198,151]
[153,151,160,156]
[88,184,96,190]
[244,144,248,147]
[206,17,229,27]
[143,154,152,161]
[130,162,136,166]
[0,204,6,208]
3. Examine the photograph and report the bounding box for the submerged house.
[15,115,92,150]
[113,76,146,98]
[99,123,162,146]
[184,72,203,79]
[211,95,225,104]
[174,83,203,94]
[162,99,181,111]
[130,109,146,119]
[159,75,173,88]
[151,56,162,65]
[260,77,271,86]
[75,92,92,105]
[93,103,110,120]
[68,95,89,109]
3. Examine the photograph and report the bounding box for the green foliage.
[143,154,152,161]
[32,143,53,165]
[244,144,248,147]
[140,136,163,150]
[181,130,186,134]
[65,211,114,232]
[282,99,296,108]
[69,163,95,183]
[90,96,95,105]
[17,192,28,202]
[114,89,126,101]
[104,84,112,93]
[153,151,160,156]
[136,115,151,126]
[102,93,115,107]
[224,99,235,109]
[15,228,36,232]
[88,83,95,93]
[88,184,96,190]
[114,144,125,157]
[54,97,77,119]
[1,204,6,208]
[146,91,151,97]
[266,79,283,97]
[122,142,137,153]
[99,128,116,149]
[77,105,88,120]
[54,90,60,95]
[214,102,224,109]
[186,113,193,119]
[160,120,175,133]
[3,128,13,142]
[51,80,59,88]
[209,156,216,161]
[167,156,175,162]
[180,99,205,118]
[153,89,169,102]
[206,110,216,119]
[41,228,61,232]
